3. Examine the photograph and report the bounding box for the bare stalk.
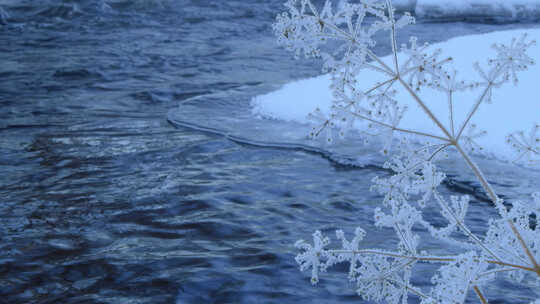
[351,112,450,141]
[453,144,501,208]
[473,286,488,304]
[317,18,396,75]
[454,139,539,275]
[448,90,455,137]
[386,0,400,74]
[456,82,494,140]
[508,222,540,271]
[329,249,456,262]
[365,76,398,95]
[390,278,432,300]
[433,192,502,262]
[397,77,453,140]
[486,260,537,272]
[331,248,536,273]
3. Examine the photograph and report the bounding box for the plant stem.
[351,112,450,141]
[456,82,493,140]
[365,76,398,95]
[508,221,540,271]
[453,144,500,207]
[387,0,400,74]
[448,90,455,137]
[398,77,453,140]
[454,142,540,275]
[434,192,501,262]
[330,249,455,262]
[486,260,536,272]
[473,286,488,304]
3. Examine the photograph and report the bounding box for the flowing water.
[1,1,539,303]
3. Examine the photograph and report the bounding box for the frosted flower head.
[490,34,536,85]
[278,1,540,303]
[294,230,330,284]
[424,252,489,304]
[355,255,409,304]
[460,123,487,154]
[506,123,540,165]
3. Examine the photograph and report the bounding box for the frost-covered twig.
[273,0,540,303]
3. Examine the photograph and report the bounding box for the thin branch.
[453,143,537,273]
[387,0,400,74]
[330,248,535,273]
[485,260,536,272]
[397,77,453,140]
[427,143,451,161]
[400,57,453,78]
[363,63,397,76]
[478,267,518,278]
[329,249,456,262]
[394,223,414,253]
[433,192,502,262]
[455,82,494,140]
[318,18,395,75]
[389,278,431,300]
[351,112,450,142]
[455,62,508,141]
[473,286,488,304]
[313,120,330,137]
[508,221,540,270]
[365,76,398,95]
[366,48,396,75]
[448,90,455,137]
[381,258,416,280]
[453,143,500,207]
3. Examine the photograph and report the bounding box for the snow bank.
[251,28,540,162]
[388,0,416,12]
[415,0,540,21]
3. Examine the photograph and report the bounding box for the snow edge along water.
[251,28,540,167]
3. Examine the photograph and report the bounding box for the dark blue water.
[1,1,539,303]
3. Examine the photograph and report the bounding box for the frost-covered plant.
[273,0,540,303]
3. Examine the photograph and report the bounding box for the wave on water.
[0,6,9,25]
[1,0,540,25]
[0,0,180,25]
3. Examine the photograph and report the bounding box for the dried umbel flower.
[274,0,539,303]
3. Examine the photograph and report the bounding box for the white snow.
[251,28,540,162]
[339,0,540,20]
[415,0,540,19]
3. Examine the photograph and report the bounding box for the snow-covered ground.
[383,0,540,20]
[251,28,540,163]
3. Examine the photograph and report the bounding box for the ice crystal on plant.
[461,123,487,154]
[506,123,540,164]
[333,227,365,279]
[490,34,536,85]
[484,198,540,283]
[294,230,330,284]
[400,37,444,92]
[422,252,489,304]
[374,202,420,254]
[355,254,410,304]
[274,0,540,303]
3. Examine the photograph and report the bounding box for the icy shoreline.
[251,28,540,163]
[391,0,540,21]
